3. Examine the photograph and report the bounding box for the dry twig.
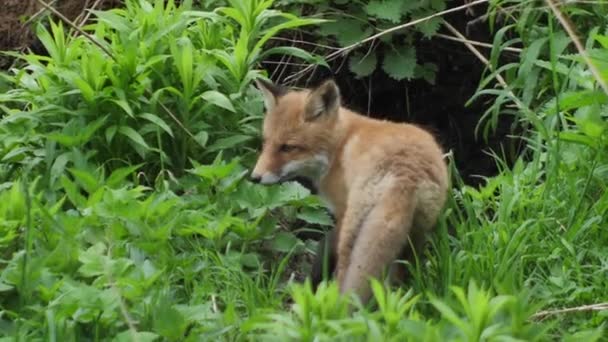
[442,20,531,115]
[22,0,59,27]
[532,302,608,320]
[34,0,116,61]
[435,33,522,53]
[545,0,608,95]
[285,0,491,83]
[77,0,105,28]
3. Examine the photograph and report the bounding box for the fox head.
[250,79,342,185]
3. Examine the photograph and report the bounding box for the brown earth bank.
[0,0,122,69]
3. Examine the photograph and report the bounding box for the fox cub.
[251,78,449,303]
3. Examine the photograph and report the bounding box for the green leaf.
[105,125,118,144]
[205,135,251,153]
[365,0,405,23]
[60,175,86,207]
[253,17,326,56]
[139,113,174,137]
[194,131,209,147]
[0,281,13,292]
[118,126,150,149]
[74,77,95,102]
[68,168,99,194]
[240,252,261,268]
[1,147,29,162]
[113,331,159,342]
[297,207,333,226]
[46,133,81,148]
[415,62,438,85]
[558,132,598,147]
[319,19,373,47]
[544,90,608,115]
[78,242,107,277]
[272,231,301,252]
[201,90,236,113]
[349,52,377,78]
[50,153,70,186]
[153,304,188,340]
[260,46,328,68]
[112,99,134,118]
[429,296,467,331]
[106,164,143,188]
[268,182,311,206]
[417,16,442,38]
[382,46,417,80]
[573,104,607,138]
[92,10,132,32]
[594,34,608,49]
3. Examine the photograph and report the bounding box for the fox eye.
[278,144,298,153]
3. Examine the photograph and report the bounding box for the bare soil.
[0,0,121,69]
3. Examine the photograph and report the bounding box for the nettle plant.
[277,0,445,83]
[0,156,332,339]
[0,0,324,187]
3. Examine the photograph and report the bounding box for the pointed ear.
[305,79,341,121]
[255,78,287,111]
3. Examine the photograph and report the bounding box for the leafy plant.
[276,0,445,83]
[0,158,329,339]
[0,0,324,186]
[245,279,545,341]
[1,0,608,340]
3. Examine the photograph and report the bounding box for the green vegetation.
[1,0,607,340]
[278,0,445,82]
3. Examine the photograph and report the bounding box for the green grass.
[1,0,608,340]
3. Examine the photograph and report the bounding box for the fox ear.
[305,79,341,121]
[255,78,287,111]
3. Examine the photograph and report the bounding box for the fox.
[250,78,449,304]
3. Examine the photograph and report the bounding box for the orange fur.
[251,79,449,303]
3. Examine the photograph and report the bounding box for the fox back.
[251,78,449,304]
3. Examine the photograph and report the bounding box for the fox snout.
[250,160,281,185]
[250,170,280,184]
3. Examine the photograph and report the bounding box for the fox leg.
[339,185,416,303]
[387,180,446,284]
[335,200,374,290]
[387,228,427,286]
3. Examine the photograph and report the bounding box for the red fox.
[251,78,449,304]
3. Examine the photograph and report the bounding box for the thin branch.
[270,36,341,51]
[442,21,534,112]
[467,0,608,32]
[442,21,508,89]
[285,0,490,82]
[157,101,198,141]
[545,0,608,95]
[262,61,310,67]
[22,0,59,27]
[532,302,608,320]
[33,0,116,61]
[435,33,522,53]
[73,0,91,27]
[77,0,105,28]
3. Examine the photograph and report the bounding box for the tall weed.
[0,0,324,185]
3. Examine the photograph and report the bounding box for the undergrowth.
[0,0,607,340]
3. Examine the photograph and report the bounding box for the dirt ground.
[0,0,121,69]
